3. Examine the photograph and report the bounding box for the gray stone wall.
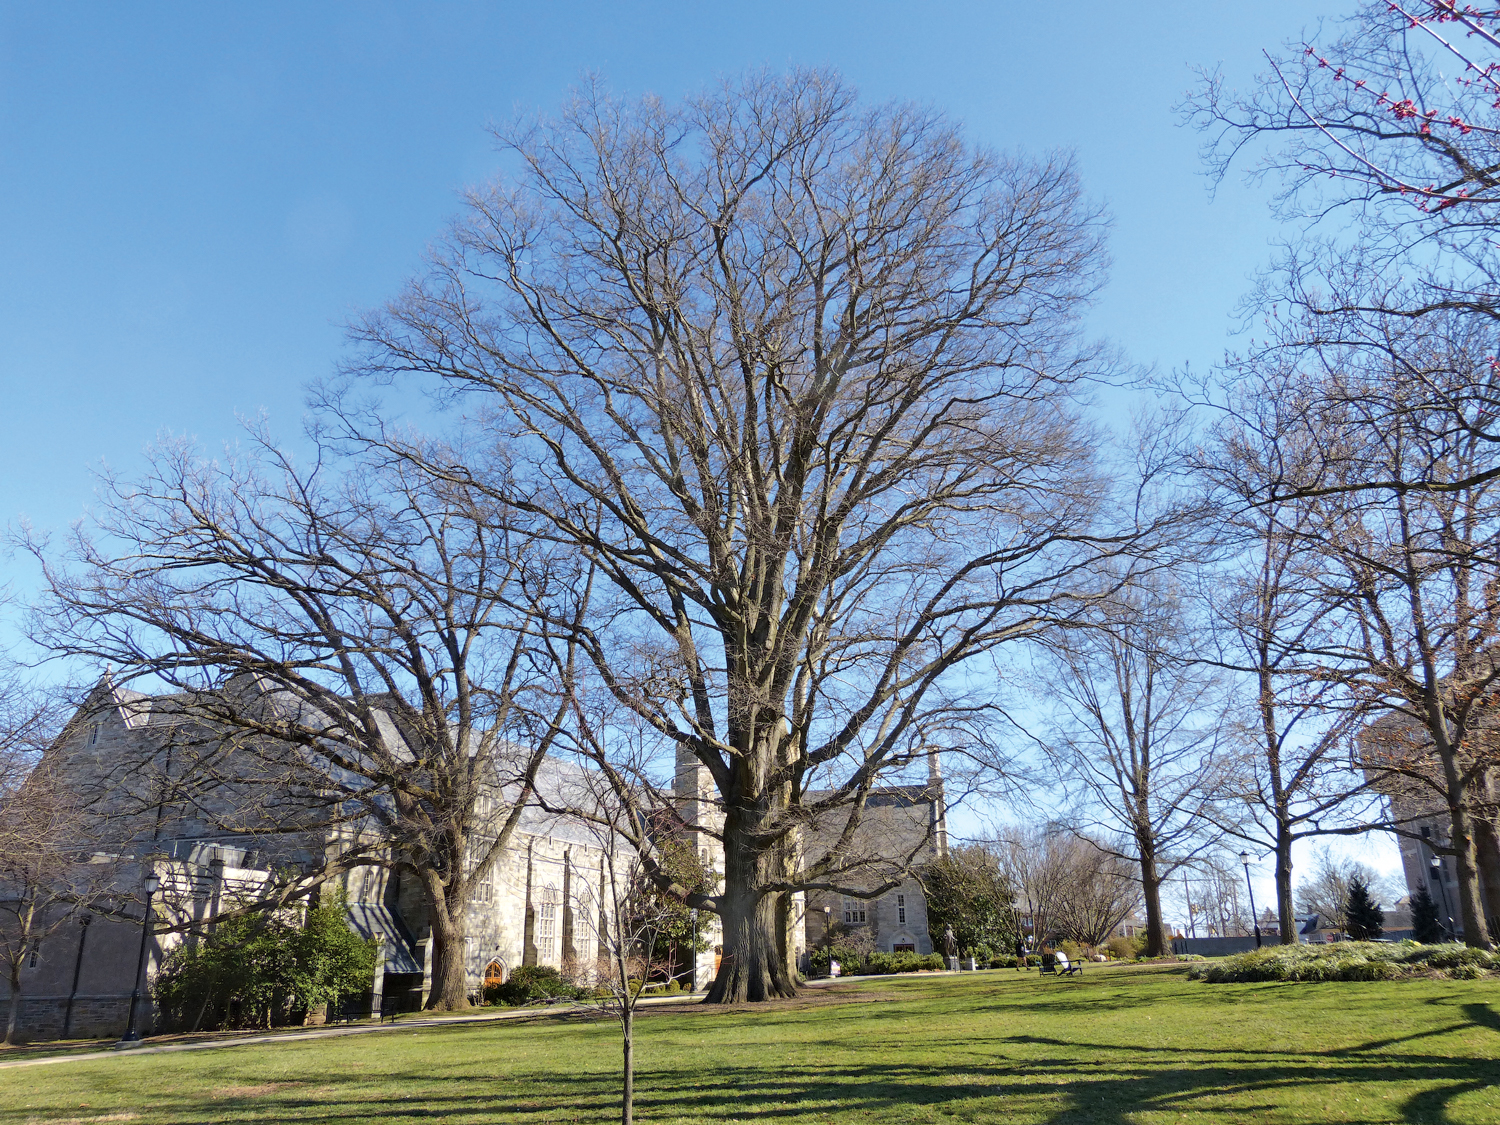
[800,784,943,960]
[0,993,139,1041]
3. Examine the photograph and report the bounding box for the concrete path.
[0,992,703,1071]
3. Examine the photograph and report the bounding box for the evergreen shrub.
[1410,888,1444,944]
[1343,877,1384,942]
[808,948,945,976]
[493,964,580,1005]
[1188,941,1500,983]
[153,896,376,1031]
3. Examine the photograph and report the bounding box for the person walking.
[1014,937,1027,971]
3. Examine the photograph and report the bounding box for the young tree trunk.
[4,971,20,1046]
[422,875,472,1011]
[776,891,798,984]
[621,1004,634,1125]
[1139,850,1166,958]
[1274,825,1297,946]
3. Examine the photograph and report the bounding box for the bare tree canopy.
[1050,836,1141,948]
[1211,316,1500,948]
[1188,1,1500,322]
[341,69,1159,1001]
[1186,2,1500,504]
[1194,374,1385,945]
[27,430,578,1009]
[993,825,1139,950]
[1040,576,1227,956]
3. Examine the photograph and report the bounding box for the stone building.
[799,759,947,961]
[1,677,943,1039]
[1361,712,1500,941]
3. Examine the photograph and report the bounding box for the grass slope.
[3,964,1499,1124]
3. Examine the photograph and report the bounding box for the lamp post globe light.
[1239,852,1262,949]
[119,871,161,1044]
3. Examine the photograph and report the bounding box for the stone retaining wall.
[0,993,142,1042]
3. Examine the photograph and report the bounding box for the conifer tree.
[1343,876,1384,942]
[1410,887,1443,945]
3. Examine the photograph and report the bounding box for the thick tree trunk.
[1447,799,1494,950]
[776,890,799,983]
[1139,851,1166,958]
[702,768,798,1003]
[1274,826,1297,946]
[422,874,472,1011]
[705,841,797,1003]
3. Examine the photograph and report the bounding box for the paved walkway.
[0,993,703,1070]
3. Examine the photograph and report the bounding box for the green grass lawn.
[3,963,1499,1124]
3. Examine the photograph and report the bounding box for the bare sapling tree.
[1196,368,1385,944]
[27,429,582,1009]
[0,668,108,1045]
[1186,855,1251,938]
[345,69,1165,1002]
[1040,576,1228,956]
[573,790,689,1125]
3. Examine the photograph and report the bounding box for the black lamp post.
[1240,851,1262,949]
[1430,855,1457,940]
[119,871,160,1044]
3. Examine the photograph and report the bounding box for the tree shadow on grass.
[15,1033,1494,1125]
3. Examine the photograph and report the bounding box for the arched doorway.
[484,960,505,989]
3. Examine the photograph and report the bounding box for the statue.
[943,924,957,960]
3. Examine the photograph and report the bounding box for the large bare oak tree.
[347,71,1156,1001]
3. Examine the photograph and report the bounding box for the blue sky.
[1,2,1400,906]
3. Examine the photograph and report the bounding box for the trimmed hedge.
[988,954,1043,968]
[1188,941,1500,983]
[485,965,581,1006]
[808,948,946,976]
